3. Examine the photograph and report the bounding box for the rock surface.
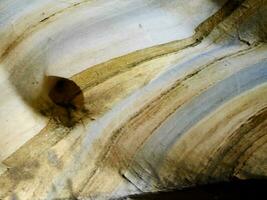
[0,0,266,199]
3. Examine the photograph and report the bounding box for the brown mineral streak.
[84,43,256,163]
[200,107,267,180]
[158,86,267,186]
[0,0,266,199]
[72,0,244,90]
[0,118,79,197]
[76,45,258,193]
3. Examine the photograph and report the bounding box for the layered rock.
[0,0,266,199]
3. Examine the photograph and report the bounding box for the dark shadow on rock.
[127,179,267,200]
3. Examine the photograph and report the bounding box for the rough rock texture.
[0,0,266,199]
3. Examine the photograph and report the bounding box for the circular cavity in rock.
[48,76,84,110]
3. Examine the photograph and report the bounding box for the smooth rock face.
[0,0,266,199]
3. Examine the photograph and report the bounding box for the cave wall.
[0,0,266,199]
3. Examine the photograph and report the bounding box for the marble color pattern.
[0,0,266,199]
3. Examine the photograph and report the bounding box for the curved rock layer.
[0,0,266,199]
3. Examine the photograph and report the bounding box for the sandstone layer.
[0,0,266,199]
